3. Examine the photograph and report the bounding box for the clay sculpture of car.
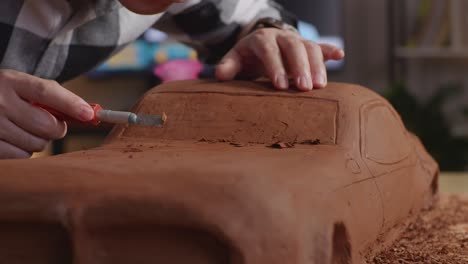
[0,80,438,264]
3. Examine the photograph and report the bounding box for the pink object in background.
[153,59,203,83]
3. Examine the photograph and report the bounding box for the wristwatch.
[249,17,299,34]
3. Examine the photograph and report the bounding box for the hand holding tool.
[34,103,166,127]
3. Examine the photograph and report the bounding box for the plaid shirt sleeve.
[0,0,296,82]
[155,0,297,63]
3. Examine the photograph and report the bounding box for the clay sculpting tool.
[34,103,167,127]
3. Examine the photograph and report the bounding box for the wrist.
[239,17,299,40]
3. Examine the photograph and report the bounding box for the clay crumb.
[123,148,143,153]
[128,155,133,159]
[269,142,295,149]
[301,139,321,145]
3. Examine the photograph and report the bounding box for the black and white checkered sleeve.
[155,0,297,63]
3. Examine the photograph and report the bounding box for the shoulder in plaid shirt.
[0,0,296,83]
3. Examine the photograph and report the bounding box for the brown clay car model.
[0,80,438,264]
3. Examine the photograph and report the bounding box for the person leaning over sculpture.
[0,0,345,159]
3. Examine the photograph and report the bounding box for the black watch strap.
[249,17,299,34]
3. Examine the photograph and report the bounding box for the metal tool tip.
[136,113,167,127]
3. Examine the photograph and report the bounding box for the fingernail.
[337,50,345,58]
[276,74,289,90]
[314,73,327,88]
[79,104,94,121]
[299,74,313,90]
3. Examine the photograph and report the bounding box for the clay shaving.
[268,139,321,149]
[230,142,247,148]
[161,112,168,124]
[269,142,295,149]
[301,139,321,145]
[368,195,468,264]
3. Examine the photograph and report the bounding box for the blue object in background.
[88,40,157,78]
[143,29,169,43]
[153,42,198,65]
[88,39,197,78]
[298,21,320,42]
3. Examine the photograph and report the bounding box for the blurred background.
[37,0,468,192]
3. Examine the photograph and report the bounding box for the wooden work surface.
[440,172,468,194]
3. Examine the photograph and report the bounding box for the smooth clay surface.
[0,80,439,264]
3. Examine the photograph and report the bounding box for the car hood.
[0,140,352,199]
[0,140,365,263]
